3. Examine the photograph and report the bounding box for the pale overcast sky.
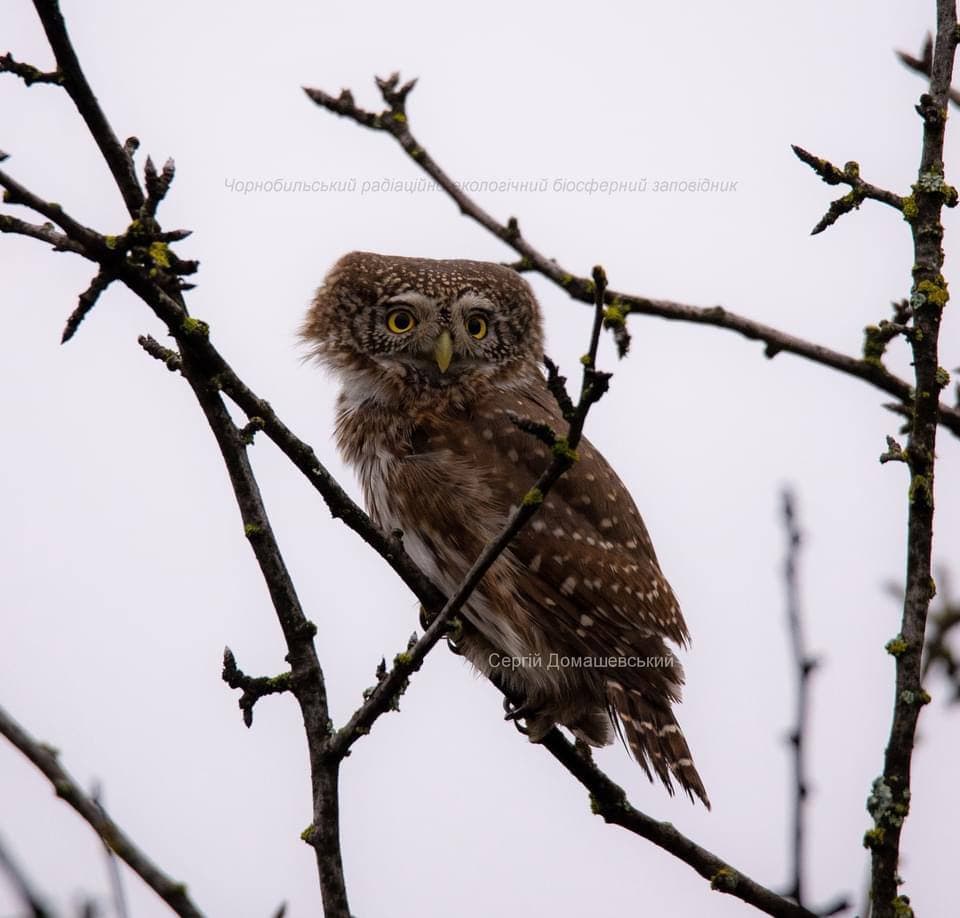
[1,1,958,916]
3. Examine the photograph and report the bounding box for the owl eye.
[386,308,416,334]
[466,315,488,340]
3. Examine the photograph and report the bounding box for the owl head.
[301,252,544,402]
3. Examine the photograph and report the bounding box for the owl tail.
[607,681,710,809]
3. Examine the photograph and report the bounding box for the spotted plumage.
[301,251,709,806]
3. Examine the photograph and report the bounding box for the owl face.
[302,252,545,396]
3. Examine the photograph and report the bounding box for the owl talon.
[443,616,465,655]
[502,697,536,736]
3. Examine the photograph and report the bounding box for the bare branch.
[222,647,293,727]
[790,146,906,234]
[30,0,145,215]
[780,492,830,911]
[3,6,350,907]
[0,211,86,254]
[304,77,960,441]
[868,3,958,916]
[530,722,820,918]
[0,51,61,86]
[879,435,908,465]
[61,269,113,343]
[922,570,960,702]
[0,704,206,918]
[0,833,52,918]
[0,166,107,251]
[138,333,182,371]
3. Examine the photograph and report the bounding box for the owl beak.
[433,329,454,373]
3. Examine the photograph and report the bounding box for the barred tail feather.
[607,681,710,809]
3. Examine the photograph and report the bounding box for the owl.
[301,252,709,807]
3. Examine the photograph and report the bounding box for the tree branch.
[0,704,206,918]
[867,3,958,916]
[303,77,960,441]
[2,5,350,909]
[534,725,819,918]
[0,51,61,86]
[922,570,960,701]
[30,0,144,216]
[790,146,908,235]
[780,492,830,912]
[0,211,86,254]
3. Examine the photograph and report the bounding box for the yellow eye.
[386,308,416,334]
[466,315,488,340]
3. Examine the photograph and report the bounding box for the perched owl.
[302,252,709,807]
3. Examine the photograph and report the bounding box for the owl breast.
[334,391,534,664]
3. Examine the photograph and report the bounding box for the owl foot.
[502,697,537,736]
[418,606,465,654]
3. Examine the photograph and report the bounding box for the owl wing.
[456,377,690,651]
[411,374,707,806]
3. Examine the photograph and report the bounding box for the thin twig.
[897,34,960,107]
[0,165,108,251]
[780,492,819,910]
[0,212,86,254]
[791,146,906,234]
[0,704,206,918]
[221,648,293,727]
[922,570,960,702]
[92,786,130,918]
[0,51,61,86]
[0,833,51,918]
[303,78,960,441]
[62,269,112,343]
